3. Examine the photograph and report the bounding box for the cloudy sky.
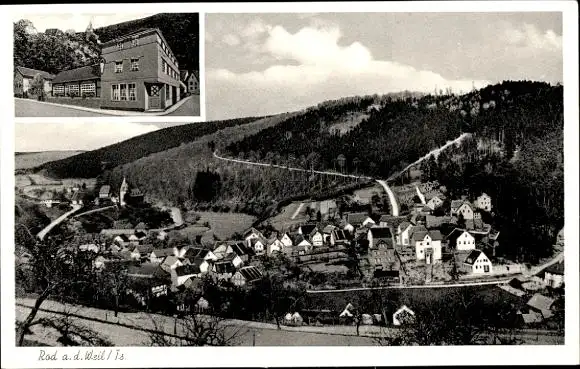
[15,12,563,152]
[15,13,158,33]
[206,12,562,119]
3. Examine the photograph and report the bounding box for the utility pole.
[252,331,256,346]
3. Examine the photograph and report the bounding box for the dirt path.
[291,203,305,220]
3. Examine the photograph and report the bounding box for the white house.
[267,238,284,255]
[295,236,313,253]
[411,229,443,263]
[457,249,493,274]
[343,222,355,234]
[392,305,415,326]
[244,227,264,243]
[397,222,412,246]
[543,262,564,288]
[426,196,444,211]
[280,232,293,247]
[310,230,324,247]
[339,303,356,318]
[187,70,200,94]
[475,193,492,212]
[447,229,476,251]
[249,238,266,255]
[457,202,475,220]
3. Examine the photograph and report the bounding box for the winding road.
[37,204,82,240]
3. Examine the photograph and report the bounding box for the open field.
[352,184,383,204]
[195,211,256,239]
[15,174,97,199]
[269,201,311,231]
[15,151,85,170]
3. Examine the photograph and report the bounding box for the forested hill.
[225,81,562,180]
[37,117,264,179]
[95,13,199,72]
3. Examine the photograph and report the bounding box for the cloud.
[207,23,489,119]
[503,23,562,51]
[15,122,159,152]
[222,33,241,46]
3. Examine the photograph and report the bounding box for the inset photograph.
[13,13,200,117]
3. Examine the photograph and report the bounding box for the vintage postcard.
[1,1,579,369]
[13,12,201,119]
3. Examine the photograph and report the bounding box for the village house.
[160,255,186,273]
[244,227,265,242]
[346,212,375,228]
[114,234,131,247]
[279,232,294,247]
[455,249,492,274]
[396,222,412,246]
[51,64,101,98]
[526,293,556,319]
[367,227,399,275]
[543,261,564,288]
[186,70,200,94]
[173,264,201,287]
[249,237,267,255]
[149,248,175,263]
[221,252,244,268]
[283,312,304,326]
[101,28,182,111]
[128,244,153,261]
[322,225,337,243]
[293,235,313,253]
[446,228,476,251]
[426,195,444,211]
[267,237,285,255]
[14,66,55,96]
[309,228,324,247]
[330,229,349,247]
[70,191,84,206]
[453,201,475,220]
[410,226,443,263]
[184,247,218,262]
[99,185,111,199]
[190,257,212,274]
[475,193,492,212]
[231,265,263,287]
[126,263,171,302]
[213,261,236,281]
[213,241,254,263]
[297,224,317,236]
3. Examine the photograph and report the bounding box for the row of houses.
[14,28,200,112]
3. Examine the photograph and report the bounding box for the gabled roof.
[243,227,263,239]
[175,264,200,277]
[446,228,472,244]
[331,229,348,241]
[126,262,165,278]
[230,242,255,256]
[428,230,443,241]
[346,212,371,226]
[369,227,393,239]
[461,250,484,265]
[398,221,411,231]
[299,224,317,235]
[527,294,555,312]
[52,64,100,84]
[161,255,181,267]
[322,225,337,234]
[214,262,236,274]
[15,66,55,80]
[250,237,267,247]
[99,185,111,195]
[184,247,210,260]
[236,266,263,282]
[135,222,148,230]
[222,252,239,262]
[450,200,464,209]
[116,234,130,242]
[135,231,148,239]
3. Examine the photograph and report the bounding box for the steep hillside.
[95,13,199,71]
[37,117,264,179]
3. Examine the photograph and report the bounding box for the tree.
[16,232,100,346]
[148,313,247,346]
[29,73,45,97]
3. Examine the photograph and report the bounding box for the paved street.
[165,95,200,116]
[15,95,200,117]
[15,98,115,117]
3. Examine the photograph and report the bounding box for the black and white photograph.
[13,12,200,117]
[2,2,579,368]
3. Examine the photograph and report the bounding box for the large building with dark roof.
[51,64,101,98]
[100,28,183,111]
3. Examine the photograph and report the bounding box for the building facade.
[187,71,200,94]
[51,64,101,98]
[100,28,181,111]
[14,67,54,96]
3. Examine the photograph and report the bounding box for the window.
[129,83,136,101]
[130,58,139,71]
[120,84,127,101]
[165,84,170,99]
[111,84,119,101]
[117,42,124,50]
[66,84,79,95]
[115,61,123,73]
[53,85,64,94]
[80,83,95,94]
[131,38,139,47]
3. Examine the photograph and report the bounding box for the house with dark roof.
[330,229,349,247]
[345,212,375,228]
[174,264,201,286]
[51,64,101,98]
[367,227,399,275]
[298,224,317,236]
[213,261,236,281]
[99,185,111,199]
[446,228,476,251]
[542,261,564,288]
[187,70,200,94]
[149,248,175,263]
[14,66,55,96]
[410,226,443,263]
[232,265,263,286]
[101,28,182,111]
[455,249,492,274]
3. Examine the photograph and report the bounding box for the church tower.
[119,177,129,207]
